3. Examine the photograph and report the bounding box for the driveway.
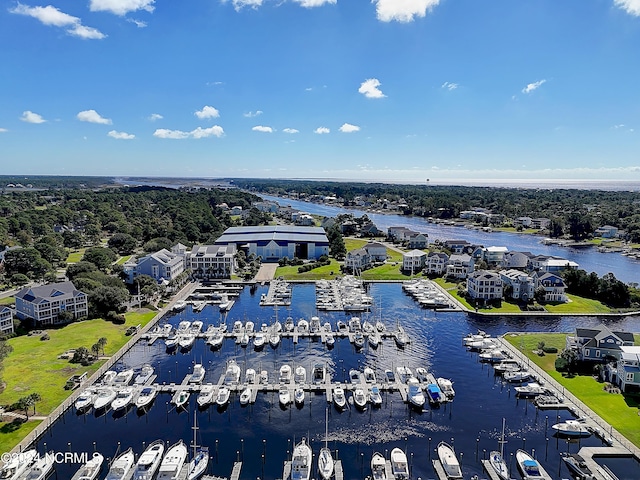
[253,263,278,282]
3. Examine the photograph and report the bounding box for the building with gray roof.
[15,281,88,326]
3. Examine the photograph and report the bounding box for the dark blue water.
[32,284,640,479]
[259,195,640,286]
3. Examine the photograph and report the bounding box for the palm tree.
[28,393,41,415]
[97,337,108,356]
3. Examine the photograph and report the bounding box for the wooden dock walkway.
[480,459,503,480]
[431,459,448,480]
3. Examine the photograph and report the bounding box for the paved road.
[253,264,278,282]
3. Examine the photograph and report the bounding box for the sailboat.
[187,411,209,480]
[318,407,334,480]
[489,418,509,480]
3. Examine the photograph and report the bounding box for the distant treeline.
[232,178,640,242]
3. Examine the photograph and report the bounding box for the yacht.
[371,452,386,480]
[552,419,592,437]
[133,440,165,480]
[111,387,134,411]
[134,364,155,385]
[312,364,326,384]
[318,407,334,480]
[239,332,250,347]
[101,370,117,385]
[514,382,547,397]
[560,453,594,480]
[489,419,509,480]
[269,331,281,348]
[333,386,347,410]
[24,453,54,480]
[479,349,508,363]
[362,319,375,333]
[368,331,380,348]
[196,385,215,408]
[390,447,409,479]
[369,386,383,406]
[178,333,196,350]
[463,330,490,346]
[363,367,376,383]
[215,386,230,407]
[325,334,335,348]
[395,366,413,383]
[294,387,305,405]
[173,390,190,409]
[494,360,523,373]
[135,386,158,411]
[348,317,361,332]
[260,370,269,385]
[407,378,425,408]
[309,316,321,335]
[239,387,251,405]
[290,438,312,480]
[394,327,409,348]
[352,388,368,410]
[353,332,365,349]
[336,320,348,334]
[515,449,547,480]
[437,442,462,479]
[93,387,117,411]
[279,385,291,406]
[436,378,455,399]
[187,447,209,480]
[279,364,292,383]
[157,440,188,480]
[322,321,332,333]
[177,320,191,333]
[375,320,386,333]
[297,318,309,333]
[165,332,179,350]
[112,368,134,387]
[172,301,187,312]
[224,360,241,385]
[71,452,103,480]
[232,320,243,333]
[253,331,266,349]
[74,387,96,411]
[245,368,256,384]
[189,364,206,384]
[503,371,531,383]
[294,365,307,384]
[207,331,224,349]
[105,447,135,480]
[349,369,361,384]
[0,449,37,480]
[285,317,295,332]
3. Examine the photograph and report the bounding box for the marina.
[10,282,640,479]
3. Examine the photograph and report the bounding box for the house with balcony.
[502,251,532,270]
[499,269,535,302]
[443,240,474,254]
[565,325,634,362]
[529,255,579,273]
[482,246,509,266]
[594,225,619,238]
[402,250,427,273]
[188,244,237,280]
[532,272,568,303]
[15,281,88,326]
[364,242,387,262]
[616,346,640,393]
[123,248,186,285]
[425,252,449,275]
[408,233,429,249]
[0,306,14,335]
[466,270,503,303]
[446,254,474,279]
[387,226,419,242]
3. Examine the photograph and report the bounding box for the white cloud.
[358,78,386,99]
[108,130,135,139]
[373,0,440,23]
[339,123,360,133]
[252,126,274,133]
[230,0,263,11]
[244,110,263,118]
[0,128,8,133]
[314,127,330,134]
[615,0,640,16]
[441,82,458,91]
[195,105,220,119]
[293,0,337,7]
[153,126,224,139]
[77,109,112,124]
[20,111,46,124]
[148,113,163,121]
[283,128,299,134]
[127,18,147,28]
[89,0,155,16]
[10,4,106,39]
[522,79,546,94]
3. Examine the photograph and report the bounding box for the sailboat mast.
[499,417,506,457]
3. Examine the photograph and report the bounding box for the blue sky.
[2,0,640,183]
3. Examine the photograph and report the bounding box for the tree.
[28,392,41,415]
[91,343,100,357]
[560,348,578,374]
[97,337,107,355]
[16,395,33,419]
[89,286,130,316]
[549,217,564,238]
[3,248,51,279]
[327,225,346,260]
[534,286,547,304]
[62,230,84,249]
[107,233,137,255]
[66,260,98,280]
[82,247,117,271]
[10,273,29,286]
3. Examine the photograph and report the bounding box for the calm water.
[259,195,640,286]
[31,284,640,479]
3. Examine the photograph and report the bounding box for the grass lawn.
[494,227,541,235]
[344,238,403,262]
[65,249,86,264]
[361,263,411,281]
[505,333,640,448]
[116,255,132,265]
[0,420,42,452]
[543,294,612,314]
[274,259,341,280]
[433,278,460,290]
[0,297,15,306]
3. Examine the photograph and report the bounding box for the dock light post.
[215,440,219,463]
[237,451,240,462]
[241,439,244,460]
[545,438,549,459]
[476,438,479,457]
[263,439,266,456]
[522,438,526,451]
[428,439,431,459]
[482,449,486,460]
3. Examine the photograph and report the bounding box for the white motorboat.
[385,369,396,383]
[157,440,187,480]
[189,364,206,384]
[294,365,307,384]
[437,442,462,479]
[394,327,409,347]
[196,385,215,408]
[215,386,230,407]
[269,331,281,348]
[75,387,96,411]
[368,331,380,348]
[552,419,592,438]
[560,453,595,480]
[415,367,428,382]
[279,385,291,406]
[479,349,508,363]
[353,332,365,349]
[467,338,500,350]
[297,318,309,333]
[407,378,425,408]
[177,320,191,333]
[318,408,334,480]
[309,316,321,335]
[163,324,173,335]
[336,321,348,333]
[363,367,376,383]
[172,301,187,312]
[371,452,386,480]
[348,317,361,332]
[488,418,509,480]
[207,331,224,349]
[322,322,332,333]
[285,317,295,332]
[325,334,335,348]
[93,387,117,411]
[133,440,165,480]
[245,368,256,384]
[111,387,134,411]
[71,452,103,480]
[395,366,413,383]
[436,378,455,399]
[294,387,305,405]
[134,364,155,385]
[190,320,203,334]
[369,386,383,406]
[101,370,117,385]
[352,387,368,410]
[279,364,292,383]
[390,447,409,479]
[349,369,361,384]
[232,320,243,333]
[426,383,445,405]
[239,332,250,347]
[173,390,190,409]
[463,330,490,346]
[514,382,547,397]
[136,386,158,411]
[333,386,347,410]
[503,370,531,383]
[0,449,37,480]
[105,447,135,480]
[178,333,196,350]
[239,387,251,405]
[224,360,241,385]
[291,438,312,480]
[165,333,179,350]
[362,319,375,333]
[493,360,522,373]
[112,368,134,387]
[312,364,326,384]
[515,449,547,480]
[24,452,54,480]
[253,332,266,349]
[260,370,269,385]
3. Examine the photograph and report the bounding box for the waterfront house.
[442,240,473,254]
[531,218,550,230]
[445,254,474,279]
[408,233,429,249]
[0,306,14,335]
[594,225,619,238]
[565,325,634,362]
[188,244,237,279]
[482,246,509,266]
[123,248,185,285]
[364,242,387,262]
[532,272,568,303]
[387,226,419,242]
[15,281,88,326]
[344,248,371,273]
[466,270,503,303]
[502,251,532,270]
[402,250,427,273]
[616,346,640,393]
[360,223,383,237]
[528,255,579,273]
[230,206,243,215]
[499,269,535,302]
[425,252,449,275]
[514,217,532,228]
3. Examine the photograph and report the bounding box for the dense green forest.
[232,179,640,242]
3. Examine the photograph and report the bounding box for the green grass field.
[505,333,640,447]
[274,259,342,280]
[543,294,612,314]
[116,255,132,265]
[0,297,15,306]
[65,249,86,264]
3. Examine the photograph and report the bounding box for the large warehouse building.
[215,225,329,261]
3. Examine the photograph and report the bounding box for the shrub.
[543,346,558,354]
[40,333,50,341]
[555,357,569,372]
